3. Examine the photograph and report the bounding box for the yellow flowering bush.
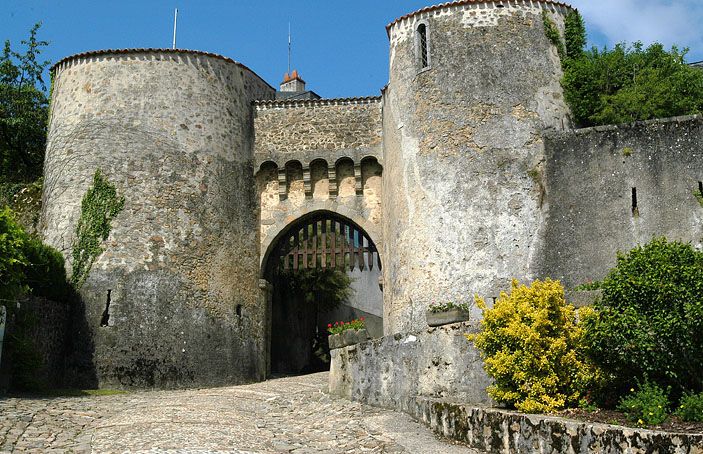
[468,279,597,413]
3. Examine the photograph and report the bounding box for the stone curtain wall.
[382,2,572,334]
[254,98,382,161]
[254,99,384,266]
[0,297,70,390]
[41,50,275,388]
[542,115,703,288]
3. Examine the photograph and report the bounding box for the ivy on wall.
[542,11,565,59]
[70,169,124,289]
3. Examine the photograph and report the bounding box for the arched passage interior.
[262,210,383,375]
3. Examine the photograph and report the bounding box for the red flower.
[328,323,332,328]
[360,316,365,321]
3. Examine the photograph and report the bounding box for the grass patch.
[18,388,129,397]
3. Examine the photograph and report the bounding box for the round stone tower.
[42,49,275,388]
[382,1,573,333]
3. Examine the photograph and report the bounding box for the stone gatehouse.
[39,0,702,388]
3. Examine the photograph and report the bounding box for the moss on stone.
[694,190,703,207]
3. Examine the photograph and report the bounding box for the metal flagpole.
[288,22,291,75]
[173,8,178,49]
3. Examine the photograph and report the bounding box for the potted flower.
[327,317,369,349]
[426,301,472,327]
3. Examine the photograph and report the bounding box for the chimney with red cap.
[280,69,306,93]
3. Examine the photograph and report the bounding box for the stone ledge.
[545,114,703,139]
[410,397,703,454]
[329,322,492,408]
[254,96,382,110]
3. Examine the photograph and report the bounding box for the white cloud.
[568,0,703,60]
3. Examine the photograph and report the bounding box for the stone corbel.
[354,163,363,196]
[303,166,312,198]
[328,168,338,199]
[277,168,287,201]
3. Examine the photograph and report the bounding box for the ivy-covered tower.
[42,49,274,388]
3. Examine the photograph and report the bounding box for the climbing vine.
[70,169,124,289]
[542,11,565,59]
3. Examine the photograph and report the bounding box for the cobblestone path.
[1,372,477,453]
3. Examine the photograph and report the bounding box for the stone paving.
[0,372,477,453]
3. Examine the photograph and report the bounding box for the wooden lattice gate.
[272,213,381,273]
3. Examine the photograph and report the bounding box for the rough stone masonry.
[39,0,702,389]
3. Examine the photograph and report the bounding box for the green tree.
[555,10,703,127]
[582,238,703,402]
[562,41,703,127]
[281,268,353,313]
[0,22,50,182]
[0,207,29,301]
[564,10,586,61]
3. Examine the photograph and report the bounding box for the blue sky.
[3,0,703,98]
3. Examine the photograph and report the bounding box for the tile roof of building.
[386,0,574,36]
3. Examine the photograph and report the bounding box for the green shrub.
[0,206,69,303]
[0,207,29,301]
[617,381,670,426]
[469,279,598,413]
[0,208,68,391]
[675,392,703,422]
[582,238,703,401]
[428,301,472,313]
[23,235,69,301]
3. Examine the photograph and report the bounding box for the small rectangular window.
[417,24,429,69]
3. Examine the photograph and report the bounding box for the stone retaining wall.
[0,297,69,391]
[329,320,703,453]
[411,398,703,454]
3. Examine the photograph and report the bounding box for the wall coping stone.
[545,114,703,139]
[386,0,575,37]
[254,96,382,110]
[410,396,703,453]
[50,48,274,91]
